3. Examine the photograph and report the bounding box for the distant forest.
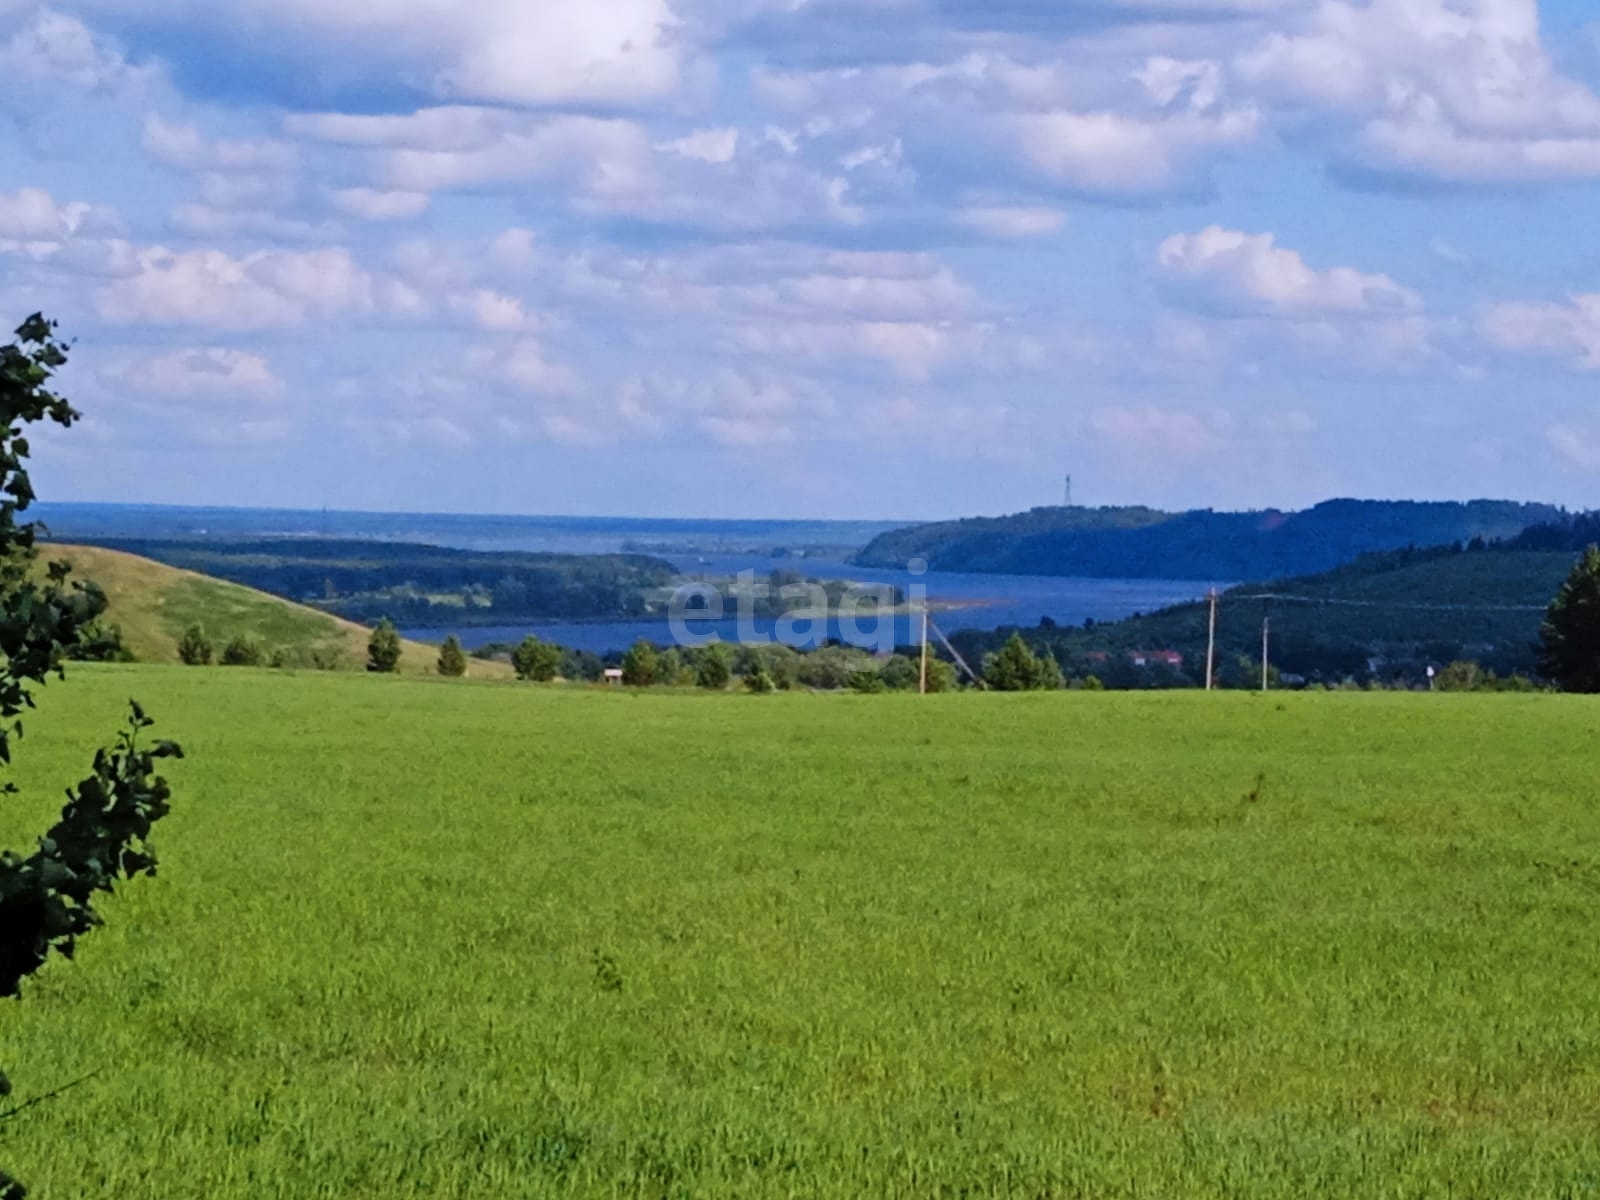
[71,538,680,625]
[945,511,1600,687]
[856,499,1567,580]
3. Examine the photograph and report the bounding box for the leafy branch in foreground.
[0,315,182,1198]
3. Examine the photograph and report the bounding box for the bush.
[983,633,1062,691]
[695,643,732,690]
[367,619,402,674]
[621,640,658,687]
[177,624,213,666]
[512,636,562,682]
[437,635,468,677]
[69,619,134,663]
[744,665,777,694]
[220,635,265,667]
[879,655,920,691]
[849,668,887,694]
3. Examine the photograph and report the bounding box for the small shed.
[603,668,625,685]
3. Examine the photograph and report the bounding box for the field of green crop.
[3,667,1600,1198]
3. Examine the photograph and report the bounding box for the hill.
[5,668,1600,1195]
[73,537,680,627]
[856,499,1566,579]
[45,544,508,677]
[947,542,1582,685]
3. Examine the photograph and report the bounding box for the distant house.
[603,668,625,685]
[1131,651,1184,669]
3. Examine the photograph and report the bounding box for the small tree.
[220,634,265,667]
[0,316,182,1198]
[695,642,731,690]
[656,648,687,687]
[368,618,402,673]
[512,635,561,682]
[437,635,468,677]
[1037,650,1066,691]
[1541,546,1600,693]
[620,640,658,687]
[924,657,959,693]
[177,623,213,666]
[744,664,776,693]
[984,633,1048,691]
[848,667,887,694]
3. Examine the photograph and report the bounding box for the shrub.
[849,668,887,694]
[220,635,265,667]
[177,623,213,666]
[695,643,731,690]
[512,636,562,682]
[620,640,658,687]
[367,619,402,674]
[437,635,468,678]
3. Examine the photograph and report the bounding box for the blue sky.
[5,0,1600,520]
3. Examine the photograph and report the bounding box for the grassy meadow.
[3,667,1600,1197]
[40,546,507,677]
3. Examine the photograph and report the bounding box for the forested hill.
[946,541,1586,686]
[855,500,1565,579]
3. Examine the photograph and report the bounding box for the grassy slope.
[46,544,509,677]
[4,667,1600,1197]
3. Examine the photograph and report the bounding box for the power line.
[1222,592,1548,614]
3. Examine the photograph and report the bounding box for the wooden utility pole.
[1260,614,1271,693]
[1205,589,1218,691]
[920,603,930,695]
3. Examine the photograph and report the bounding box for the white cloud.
[82,0,686,108]
[331,188,431,221]
[0,187,119,239]
[0,8,154,97]
[142,116,296,175]
[1233,0,1600,185]
[114,348,282,398]
[1481,295,1600,368]
[1091,405,1225,455]
[1548,423,1600,470]
[1156,226,1420,317]
[95,245,404,329]
[660,128,740,163]
[956,205,1067,239]
[1008,108,1260,195]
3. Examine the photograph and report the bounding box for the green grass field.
[41,546,508,677]
[5,667,1600,1198]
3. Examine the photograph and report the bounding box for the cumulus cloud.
[1233,0,1600,185]
[95,245,416,329]
[331,188,430,221]
[0,7,154,98]
[955,205,1067,238]
[1548,423,1600,470]
[0,187,119,239]
[1156,226,1420,317]
[1481,295,1600,368]
[113,347,282,397]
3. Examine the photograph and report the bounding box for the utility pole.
[920,602,930,696]
[1205,589,1218,692]
[1260,612,1271,693]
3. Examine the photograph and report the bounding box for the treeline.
[855,499,1567,580]
[74,537,679,624]
[477,635,961,693]
[946,539,1595,688]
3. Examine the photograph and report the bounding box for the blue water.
[413,553,1218,654]
[34,502,1221,654]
